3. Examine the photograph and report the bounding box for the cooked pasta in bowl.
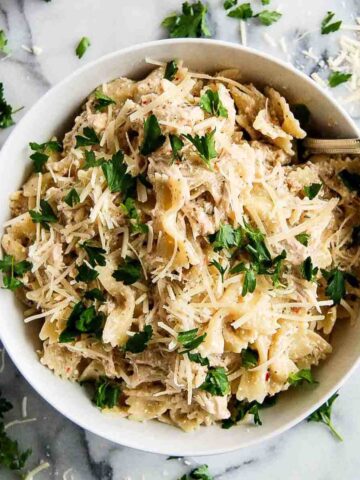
[0,39,359,454]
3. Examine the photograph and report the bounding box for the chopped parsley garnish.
[0,30,10,55]
[188,352,210,366]
[223,0,237,10]
[209,259,227,282]
[75,264,99,282]
[169,134,184,161]
[200,367,230,397]
[179,464,213,480]
[121,197,148,234]
[208,223,243,252]
[30,151,49,173]
[184,130,217,167]
[112,257,142,285]
[295,232,310,246]
[29,141,62,172]
[262,0,270,4]
[231,263,256,296]
[338,169,360,194]
[178,328,206,353]
[164,60,178,81]
[222,395,277,429]
[255,10,282,26]
[307,393,343,441]
[75,127,100,148]
[81,241,106,267]
[83,150,104,169]
[241,347,259,369]
[85,288,105,302]
[140,114,166,156]
[29,199,57,230]
[76,36,91,58]
[94,90,116,111]
[0,83,22,129]
[93,377,120,409]
[242,221,271,264]
[328,71,352,88]
[64,188,80,207]
[288,369,316,386]
[227,3,253,19]
[200,90,228,118]
[301,256,318,282]
[304,182,322,200]
[321,267,346,305]
[162,1,211,38]
[59,302,105,342]
[124,325,153,353]
[102,150,136,196]
[321,11,342,35]
[0,255,32,291]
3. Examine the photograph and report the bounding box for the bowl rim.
[1,37,360,456]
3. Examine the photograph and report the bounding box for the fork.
[303,137,360,155]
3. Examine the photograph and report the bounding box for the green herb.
[0,30,10,55]
[75,127,99,148]
[321,11,342,35]
[209,223,243,252]
[227,3,253,19]
[112,257,142,285]
[304,183,322,200]
[222,395,277,429]
[291,104,310,129]
[59,302,104,342]
[140,114,166,156]
[76,36,91,58]
[178,328,206,353]
[262,0,270,4]
[328,71,352,88]
[200,367,230,396]
[241,347,259,368]
[180,464,213,480]
[188,352,210,366]
[29,140,62,153]
[30,152,48,173]
[295,232,310,246]
[307,393,343,441]
[81,241,106,267]
[162,1,211,38]
[223,0,237,9]
[242,221,271,264]
[93,377,120,409]
[121,197,148,234]
[200,90,228,118]
[75,264,99,282]
[321,267,346,305]
[338,169,360,194]
[0,255,32,291]
[0,83,22,129]
[164,60,178,81]
[184,130,217,167]
[84,288,106,302]
[29,199,57,230]
[125,325,153,353]
[288,369,316,386]
[94,90,116,111]
[209,259,227,282]
[102,150,136,196]
[255,10,282,25]
[271,250,286,287]
[64,188,80,207]
[301,256,318,282]
[169,134,184,161]
[242,265,257,296]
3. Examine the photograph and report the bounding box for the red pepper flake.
[265,371,270,381]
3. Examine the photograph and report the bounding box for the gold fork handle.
[303,137,360,154]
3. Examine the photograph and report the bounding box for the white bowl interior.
[0,39,359,456]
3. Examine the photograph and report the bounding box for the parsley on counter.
[76,36,91,59]
[59,302,105,342]
[307,393,343,441]
[0,83,22,129]
[200,367,230,397]
[29,199,57,230]
[164,60,178,81]
[112,257,142,285]
[162,1,211,38]
[124,325,153,353]
[227,3,253,19]
[94,90,116,111]
[179,464,213,480]
[321,11,342,35]
[75,127,99,148]
[93,377,120,409]
[178,328,206,353]
[255,10,282,26]
[200,90,228,117]
[328,71,352,88]
[0,30,10,55]
[0,255,32,291]
[140,114,166,156]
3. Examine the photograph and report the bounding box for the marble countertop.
[1,0,360,478]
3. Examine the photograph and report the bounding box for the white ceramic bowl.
[0,39,359,456]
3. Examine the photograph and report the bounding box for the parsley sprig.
[124,325,153,353]
[184,129,217,167]
[102,150,136,196]
[59,302,105,342]
[222,395,277,429]
[321,267,346,305]
[288,369,317,386]
[200,90,228,118]
[94,90,116,111]
[304,183,322,200]
[76,36,91,58]
[75,264,99,283]
[307,393,343,441]
[112,257,142,285]
[241,347,259,369]
[29,140,62,173]
[93,377,120,409]
[75,127,100,148]
[164,60,178,81]
[0,83,22,129]
[321,11,342,35]
[140,115,166,156]
[162,1,211,38]
[301,256,318,282]
[169,134,184,161]
[178,328,206,353]
[29,199,57,230]
[81,241,106,267]
[328,71,352,88]
[0,30,10,55]
[179,464,213,480]
[209,259,227,282]
[64,188,80,207]
[200,367,230,396]
[121,198,148,234]
[0,255,32,291]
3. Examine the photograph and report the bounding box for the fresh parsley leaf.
[200,90,228,118]
[222,395,277,429]
[178,328,206,353]
[242,265,257,296]
[169,134,184,161]
[288,369,316,386]
[102,150,136,195]
[321,267,346,305]
[64,188,80,207]
[29,140,62,153]
[162,1,211,38]
[81,241,106,267]
[328,71,352,88]
[164,60,178,81]
[184,129,217,167]
[188,352,210,366]
[209,223,243,252]
[223,0,237,9]
[121,197,148,234]
[75,264,99,282]
[241,347,258,368]
[0,83,22,129]
[94,90,116,111]
[182,464,213,480]
[200,367,230,396]
[75,305,104,333]
[30,152,48,173]
[84,288,106,302]
[270,250,286,287]
[227,3,253,19]
[255,10,282,25]
[82,150,103,170]
[93,377,120,409]
[262,0,270,4]
[13,260,32,277]
[209,259,227,282]
[0,422,32,470]
[125,325,153,353]
[301,256,318,282]
[304,183,322,200]
[307,393,343,441]
[75,127,100,148]
[295,232,310,246]
[76,36,91,58]
[338,169,360,194]
[59,302,104,342]
[29,199,57,230]
[140,114,166,156]
[321,11,342,35]
[242,221,271,263]
[0,255,32,291]
[0,30,10,55]
[112,257,142,285]
[291,104,310,129]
